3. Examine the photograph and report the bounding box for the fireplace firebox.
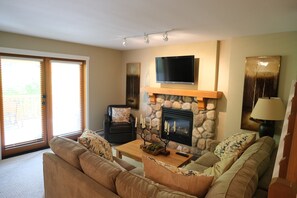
[161,107,193,146]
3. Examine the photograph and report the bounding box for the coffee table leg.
[116,150,122,159]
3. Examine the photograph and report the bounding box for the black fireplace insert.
[161,107,193,146]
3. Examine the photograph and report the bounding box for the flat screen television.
[156,55,195,84]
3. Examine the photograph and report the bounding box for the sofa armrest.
[113,156,136,171]
[44,152,119,198]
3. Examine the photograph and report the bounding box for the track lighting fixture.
[122,38,127,46]
[163,32,168,41]
[144,33,149,44]
[122,29,173,47]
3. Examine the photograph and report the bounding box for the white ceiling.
[0,0,296,50]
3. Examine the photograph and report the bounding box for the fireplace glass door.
[161,107,193,146]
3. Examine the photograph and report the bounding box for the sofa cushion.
[214,132,256,160]
[111,107,131,123]
[203,156,236,180]
[205,136,275,198]
[115,171,196,198]
[238,136,275,178]
[195,151,221,167]
[142,156,213,197]
[79,151,122,193]
[78,129,113,161]
[184,162,209,172]
[206,159,259,198]
[258,146,278,191]
[49,136,88,170]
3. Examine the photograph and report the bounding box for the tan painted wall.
[122,32,297,142]
[224,32,297,140]
[121,40,220,120]
[0,31,124,131]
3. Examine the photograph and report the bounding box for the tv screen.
[156,55,194,84]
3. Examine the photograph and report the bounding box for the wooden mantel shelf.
[143,87,223,109]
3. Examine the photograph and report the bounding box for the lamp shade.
[250,97,285,121]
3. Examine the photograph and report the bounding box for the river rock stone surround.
[144,94,218,156]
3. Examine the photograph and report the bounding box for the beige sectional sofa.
[43,136,276,198]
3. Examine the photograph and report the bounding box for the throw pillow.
[78,129,113,161]
[214,132,256,160]
[111,107,131,123]
[142,156,214,197]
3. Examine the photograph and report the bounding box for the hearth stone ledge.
[142,94,218,158]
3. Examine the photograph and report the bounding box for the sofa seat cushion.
[204,156,236,180]
[214,132,256,160]
[143,156,213,197]
[78,129,113,161]
[116,171,196,198]
[79,151,122,193]
[195,151,221,167]
[49,136,88,170]
[184,162,209,172]
[109,123,132,134]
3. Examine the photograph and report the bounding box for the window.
[0,54,86,158]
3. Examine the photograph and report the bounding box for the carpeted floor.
[0,145,142,198]
[0,148,50,198]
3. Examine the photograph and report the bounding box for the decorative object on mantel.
[250,97,285,137]
[136,115,171,156]
[241,56,281,132]
[143,87,223,110]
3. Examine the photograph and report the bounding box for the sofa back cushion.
[206,159,259,198]
[239,136,275,177]
[205,136,275,198]
[115,171,196,198]
[79,151,122,193]
[49,136,88,170]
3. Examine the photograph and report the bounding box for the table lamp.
[250,97,285,137]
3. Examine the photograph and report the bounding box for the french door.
[0,55,86,158]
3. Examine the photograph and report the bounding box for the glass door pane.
[1,57,45,147]
[51,61,83,136]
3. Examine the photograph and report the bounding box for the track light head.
[144,33,149,44]
[163,32,168,42]
[122,38,127,46]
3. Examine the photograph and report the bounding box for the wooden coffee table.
[115,139,193,167]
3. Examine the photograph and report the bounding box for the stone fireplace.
[161,107,193,146]
[143,90,220,156]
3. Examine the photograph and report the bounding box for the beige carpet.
[0,146,142,198]
[0,149,50,198]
